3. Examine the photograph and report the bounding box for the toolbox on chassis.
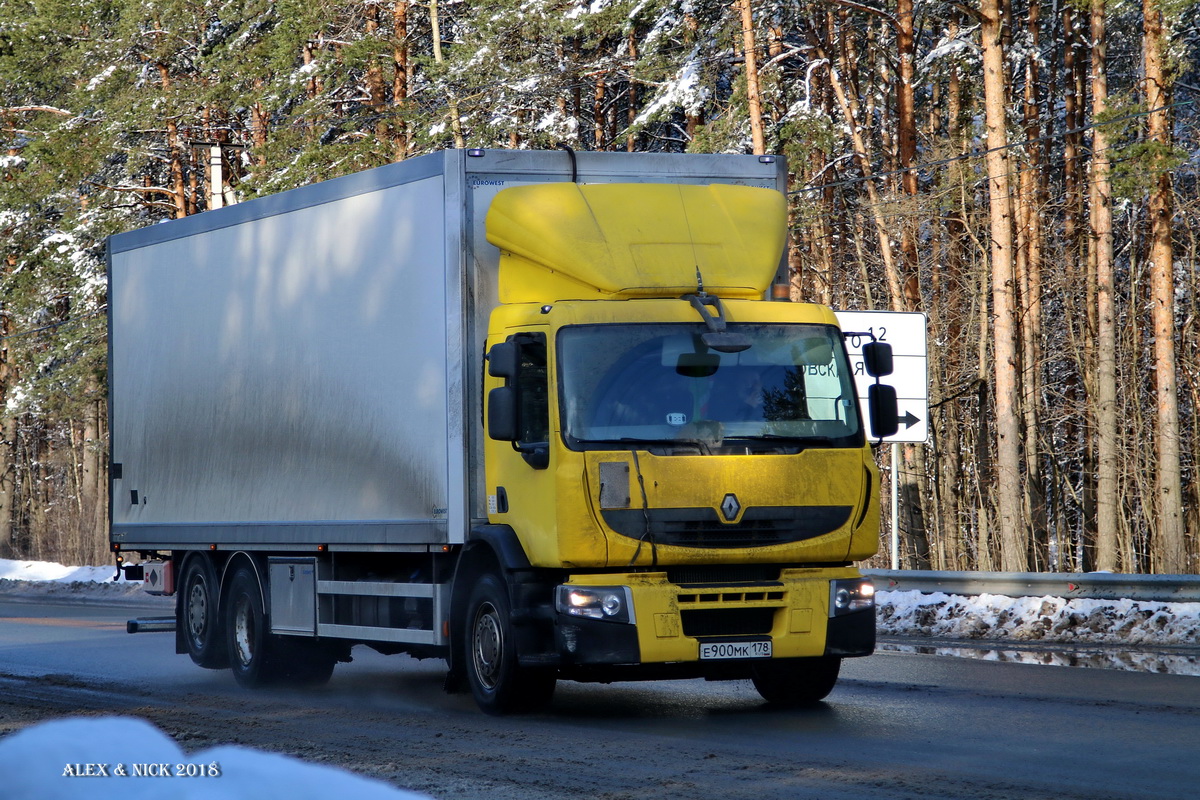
[108,148,895,713]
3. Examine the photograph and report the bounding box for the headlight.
[830,579,875,617]
[555,585,635,624]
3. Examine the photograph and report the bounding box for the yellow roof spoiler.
[485,182,787,303]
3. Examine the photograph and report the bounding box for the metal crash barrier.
[864,570,1200,603]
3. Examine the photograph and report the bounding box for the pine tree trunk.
[594,74,606,150]
[166,119,188,219]
[0,299,13,557]
[429,0,464,148]
[627,28,639,152]
[1061,7,1084,257]
[365,4,389,143]
[1143,0,1186,572]
[81,387,105,559]
[981,0,1027,571]
[735,0,765,154]
[1019,0,1047,564]
[249,101,268,168]
[393,0,410,160]
[896,0,919,308]
[1091,0,1119,571]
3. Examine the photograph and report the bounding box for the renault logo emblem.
[720,493,741,522]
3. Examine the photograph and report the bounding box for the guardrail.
[863,570,1200,603]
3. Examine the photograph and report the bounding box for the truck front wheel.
[179,556,228,669]
[465,573,555,715]
[751,656,841,706]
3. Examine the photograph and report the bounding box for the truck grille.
[681,607,777,637]
[602,506,852,549]
[600,506,854,551]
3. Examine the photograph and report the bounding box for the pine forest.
[2,0,1199,573]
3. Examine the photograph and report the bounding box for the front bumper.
[552,568,875,672]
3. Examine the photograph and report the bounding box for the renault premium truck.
[109,148,895,714]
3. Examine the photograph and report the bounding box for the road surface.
[0,596,1196,799]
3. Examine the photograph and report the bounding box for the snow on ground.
[876,589,1200,648]
[876,589,1200,676]
[0,716,428,800]
[0,558,429,798]
[0,558,155,603]
[0,560,122,583]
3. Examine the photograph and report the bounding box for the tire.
[225,565,336,688]
[464,572,555,715]
[751,656,841,707]
[179,556,229,669]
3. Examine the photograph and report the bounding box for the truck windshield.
[558,323,862,450]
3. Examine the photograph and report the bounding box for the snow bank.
[0,716,427,800]
[878,590,1200,647]
[0,558,154,603]
[0,559,125,583]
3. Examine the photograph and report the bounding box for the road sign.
[835,310,928,443]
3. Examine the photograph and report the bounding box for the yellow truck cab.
[470,181,884,711]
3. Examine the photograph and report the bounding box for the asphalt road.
[0,596,1197,800]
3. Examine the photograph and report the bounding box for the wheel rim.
[471,601,503,691]
[185,575,208,644]
[233,595,255,668]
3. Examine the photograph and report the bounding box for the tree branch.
[1,105,73,116]
[818,0,902,31]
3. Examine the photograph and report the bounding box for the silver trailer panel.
[110,172,456,547]
[108,150,786,551]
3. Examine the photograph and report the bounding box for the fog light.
[834,588,851,610]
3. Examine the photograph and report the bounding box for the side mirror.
[487,387,550,468]
[487,386,519,441]
[488,341,520,378]
[868,383,899,439]
[862,342,894,377]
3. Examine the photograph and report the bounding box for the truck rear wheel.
[465,572,555,715]
[225,565,336,687]
[179,556,228,669]
[751,656,841,706]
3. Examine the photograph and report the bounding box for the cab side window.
[516,334,548,446]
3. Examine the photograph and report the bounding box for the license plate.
[699,640,772,660]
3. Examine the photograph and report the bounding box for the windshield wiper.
[726,434,841,449]
[614,437,713,454]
